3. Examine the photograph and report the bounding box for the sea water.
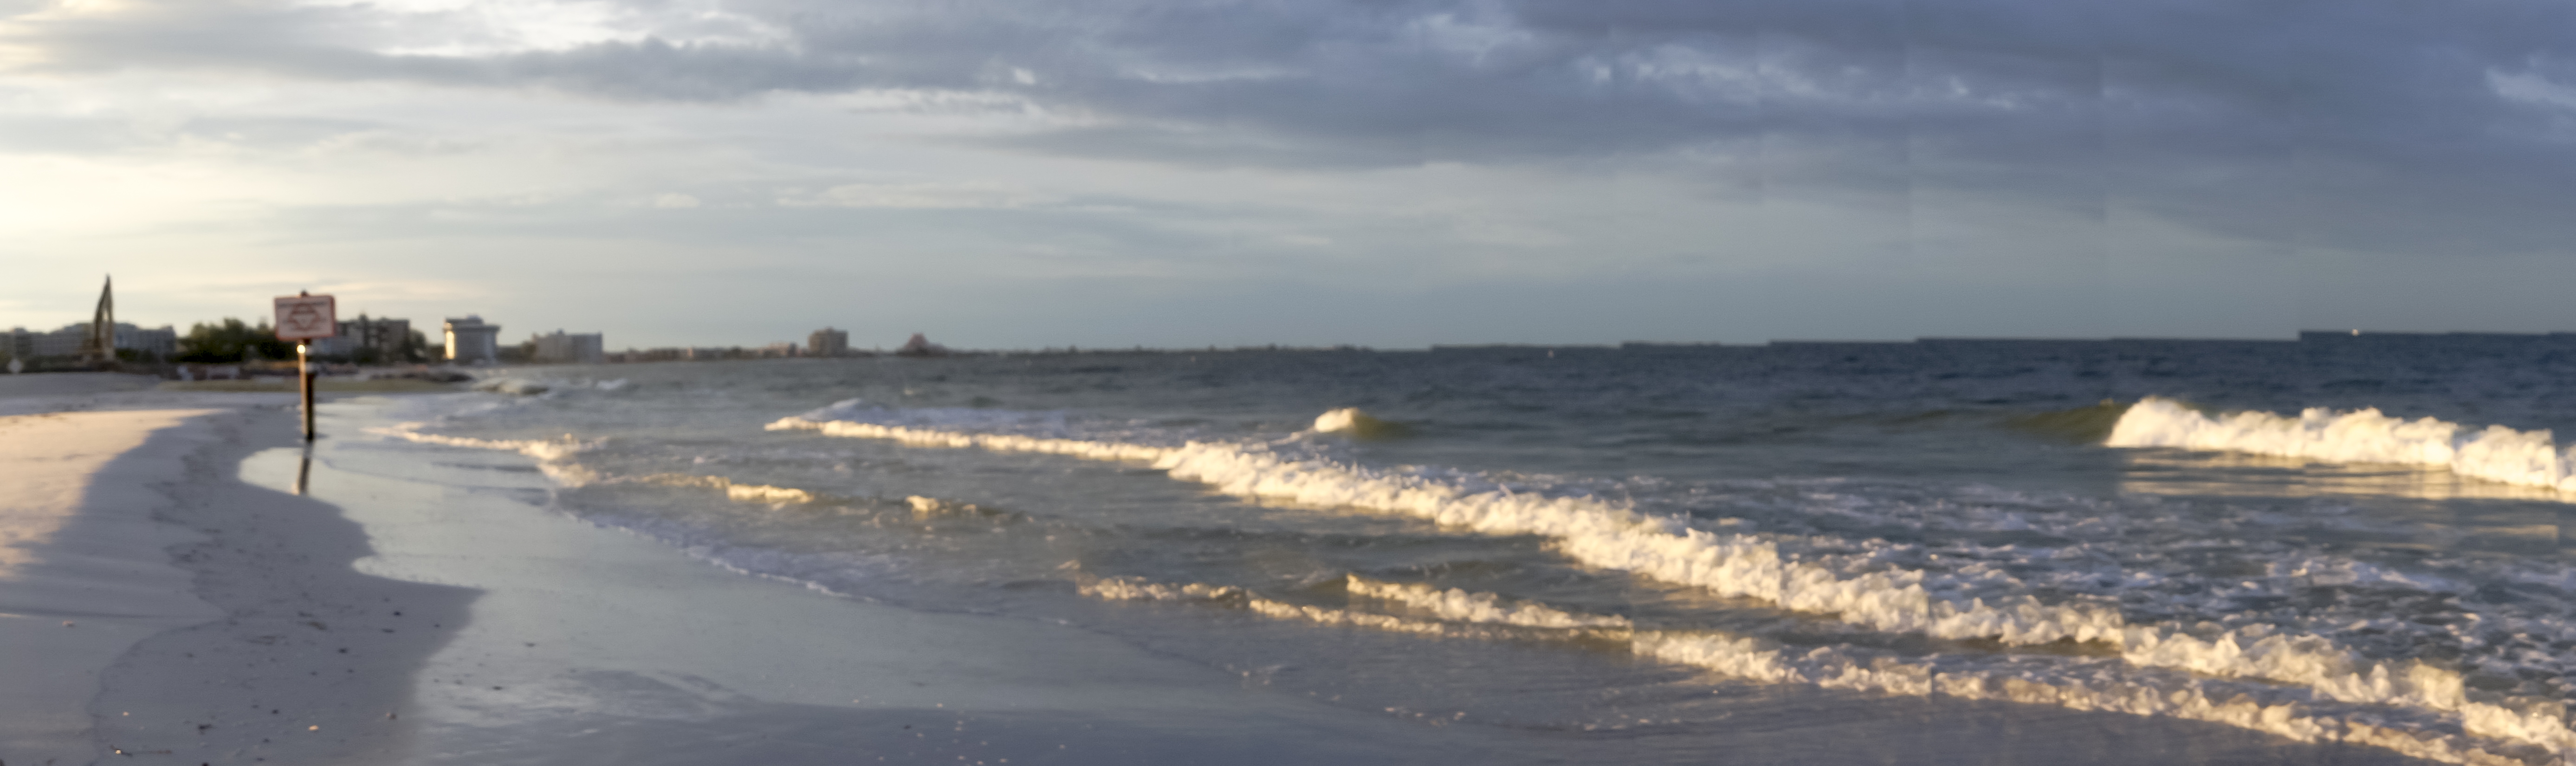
[357,335,2576,764]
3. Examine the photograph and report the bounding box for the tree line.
[176,318,433,364]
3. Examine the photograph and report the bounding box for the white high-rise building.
[444,315,502,364]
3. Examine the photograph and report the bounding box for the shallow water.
[366,335,2576,764]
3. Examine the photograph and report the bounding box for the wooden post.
[299,342,316,441]
[274,290,335,441]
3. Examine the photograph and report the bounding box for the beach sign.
[273,293,337,340]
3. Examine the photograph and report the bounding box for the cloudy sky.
[4,0,2576,349]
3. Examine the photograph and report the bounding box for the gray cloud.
[11,0,2576,271]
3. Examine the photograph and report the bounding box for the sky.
[5,0,2576,350]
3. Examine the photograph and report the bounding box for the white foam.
[1314,408,1362,433]
[1084,576,2537,765]
[2110,397,2576,492]
[768,412,2121,644]
[1344,576,1632,630]
[1312,407,1396,436]
[1080,578,1482,639]
[635,474,820,505]
[368,422,603,485]
[1085,576,1638,643]
[904,495,1000,518]
[1636,632,2534,766]
[771,407,2576,758]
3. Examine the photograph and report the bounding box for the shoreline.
[262,396,1540,765]
[84,404,470,764]
[2,375,2452,765]
[8,384,1547,765]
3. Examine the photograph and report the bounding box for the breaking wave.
[768,402,2576,759]
[2108,397,2576,492]
[1079,577,1580,642]
[767,402,2128,647]
[1083,575,2549,765]
[1345,576,1630,630]
[369,422,604,485]
[1313,407,1407,439]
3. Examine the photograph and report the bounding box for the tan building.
[530,330,606,364]
[808,327,849,357]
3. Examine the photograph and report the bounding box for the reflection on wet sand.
[294,443,312,496]
[0,410,207,577]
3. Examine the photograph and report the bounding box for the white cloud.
[298,0,793,57]
[5,0,2576,345]
[2490,68,2576,110]
[775,182,1056,210]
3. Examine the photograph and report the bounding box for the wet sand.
[0,377,1545,765]
[0,407,229,765]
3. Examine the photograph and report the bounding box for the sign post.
[273,292,337,441]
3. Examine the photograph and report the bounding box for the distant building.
[758,342,798,358]
[311,315,414,361]
[19,322,173,359]
[32,324,84,357]
[530,330,606,364]
[2,327,32,361]
[894,332,950,357]
[444,315,502,364]
[808,328,849,357]
[117,324,177,357]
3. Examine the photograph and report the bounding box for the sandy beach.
[0,374,1595,766]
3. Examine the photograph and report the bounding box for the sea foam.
[1313,407,1404,439]
[1086,575,2541,766]
[766,406,2129,648]
[382,396,2576,760]
[369,422,604,485]
[1345,576,1631,630]
[765,403,2576,756]
[2109,397,2576,492]
[636,474,822,504]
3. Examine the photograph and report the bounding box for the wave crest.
[2108,397,2576,492]
[772,404,2576,760]
[1312,407,1406,439]
[1085,576,2546,765]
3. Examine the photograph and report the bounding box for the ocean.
[354,334,2576,764]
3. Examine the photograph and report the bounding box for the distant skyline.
[9,0,2576,349]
